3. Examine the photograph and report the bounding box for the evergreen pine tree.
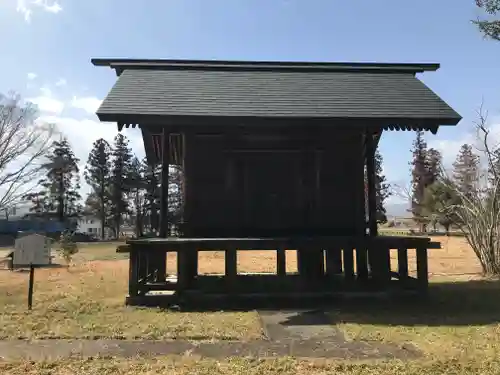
[425,148,442,186]
[28,138,81,225]
[128,156,147,237]
[142,158,161,234]
[452,144,480,199]
[23,191,51,217]
[110,134,133,238]
[168,164,184,226]
[488,147,500,187]
[84,138,112,239]
[373,149,391,223]
[422,178,460,232]
[363,148,391,224]
[410,130,429,229]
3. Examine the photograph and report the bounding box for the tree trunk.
[115,215,120,240]
[58,186,64,224]
[100,202,105,240]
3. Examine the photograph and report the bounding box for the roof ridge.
[91,58,440,74]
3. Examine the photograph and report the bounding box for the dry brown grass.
[0,259,262,340]
[410,235,482,278]
[2,356,500,375]
[335,236,500,361]
[1,236,500,374]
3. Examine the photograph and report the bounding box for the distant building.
[1,204,31,220]
[77,215,106,238]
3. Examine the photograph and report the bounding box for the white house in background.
[77,215,104,238]
[1,204,31,220]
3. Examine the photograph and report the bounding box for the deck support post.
[298,248,324,282]
[225,246,237,292]
[128,249,139,297]
[397,247,409,287]
[325,248,343,276]
[343,247,355,281]
[416,246,429,293]
[121,236,438,306]
[277,247,287,277]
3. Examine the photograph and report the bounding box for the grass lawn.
[71,242,130,262]
[0,236,500,374]
[331,236,500,367]
[0,248,262,340]
[2,356,500,375]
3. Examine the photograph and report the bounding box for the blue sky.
[1,0,500,204]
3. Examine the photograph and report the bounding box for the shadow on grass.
[158,279,500,327]
[325,279,500,327]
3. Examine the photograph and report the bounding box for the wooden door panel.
[238,152,304,235]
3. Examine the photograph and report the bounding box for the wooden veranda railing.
[117,236,440,303]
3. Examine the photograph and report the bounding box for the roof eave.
[96,112,462,129]
[91,58,440,74]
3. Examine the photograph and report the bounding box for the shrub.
[58,230,79,265]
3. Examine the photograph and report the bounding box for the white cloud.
[39,86,52,97]
[27,96,64,114]
[428,119,500,168]
[16,0,62,23]
[26,86,64,114]
[71,96,102,115]
[33,0,62,13]
[428,138,473,167]
[55,78,67,87]
[27,72,37,80]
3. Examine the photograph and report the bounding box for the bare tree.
[0,92,56,214]
[391,182,414,214]
[442,104,500,276]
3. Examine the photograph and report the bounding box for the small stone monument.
[13,233,52,267]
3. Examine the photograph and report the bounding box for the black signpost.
[28,263,35,310]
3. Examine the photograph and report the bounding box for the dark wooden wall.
[181,127,365,238]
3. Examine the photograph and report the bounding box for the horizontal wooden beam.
[105,113,457,129]
[122,236,440,252]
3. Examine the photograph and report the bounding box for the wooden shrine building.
[92,58,461,307]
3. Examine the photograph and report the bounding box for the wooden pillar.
[181,132,198,285]
[225,246,237,292]
[156,128,170,282]
[416,246,429,292]
[343,247,355,281]
[366,131,388,283]
[185,246,198,287]
[177,248,188,292]
[325,248,343,275]
[355,132,369,280]
[277,247,286,277]
[397,247,409,286]
[128,249,139,297]
[297,131,325,280]
[159,129,170,237]
[137,251,148,285]
[182,132,194,237]
[365,131,378,237]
